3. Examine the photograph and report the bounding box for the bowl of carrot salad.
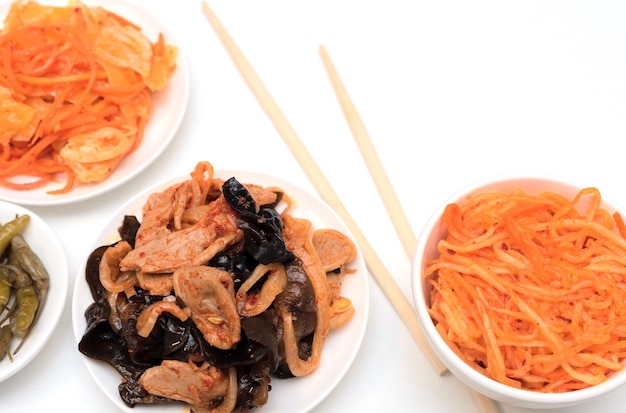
[412,175,626,409]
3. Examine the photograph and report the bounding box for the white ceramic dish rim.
[71,168,370,413]
[411,173,626,408]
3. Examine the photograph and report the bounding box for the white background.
[2,0,626,412]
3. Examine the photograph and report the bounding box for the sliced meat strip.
[136,272,173,296]
[135,180,187,247]
[244,183,278,207]
[312,229,357,273]
[120,196,243,273]
[173,265,240,350]
[139,360,228,409]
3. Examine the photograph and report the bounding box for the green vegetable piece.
[0,325,13,362]
[0,268,11,310]
[0,214,30,256]
[11,285,39,336]
[9,233,49,298]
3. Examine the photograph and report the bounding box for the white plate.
[0,0,190,206]
[71,169,370,413]
[0,201,69,382]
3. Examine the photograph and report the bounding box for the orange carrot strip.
[14,72,103,85]
[613,212,626,239]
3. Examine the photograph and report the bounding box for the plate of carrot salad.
[0,0,189,206]
[425,185,626,392]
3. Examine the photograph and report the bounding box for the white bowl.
[0,201,69,382]
[411,174,626,409]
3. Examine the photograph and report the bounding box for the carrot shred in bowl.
[425,187,626,392]
[0,0,178,194]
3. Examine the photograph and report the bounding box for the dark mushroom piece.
[222,177,295,265]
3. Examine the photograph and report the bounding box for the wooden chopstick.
[201,1,447,376]
[318,45,501,413]
[318,45,417,259]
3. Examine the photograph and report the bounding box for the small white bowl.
[411,174,626,409]
[0,201,68,383]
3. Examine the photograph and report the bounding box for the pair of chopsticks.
[201,3,498,413]
[317,45,500,413]
[200,1,442,373]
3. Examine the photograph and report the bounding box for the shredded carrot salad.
[0,0,178,194]
[425,187,626,392]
